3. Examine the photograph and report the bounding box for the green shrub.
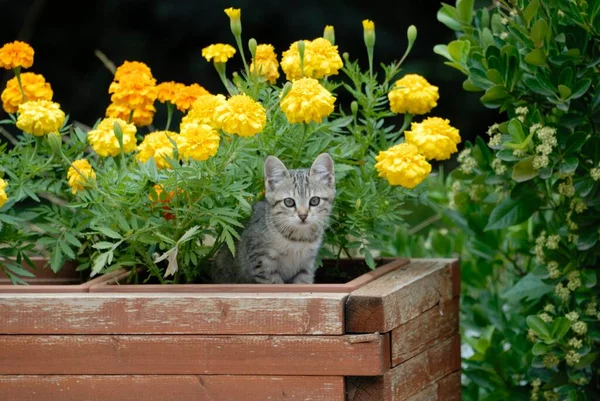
[428,0,600,399]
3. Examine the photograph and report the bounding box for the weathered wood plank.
[391,298,459,366]
[0,375,345,401]
[346,335,460,400]
[437,371,461,401]
[345,259,459,333]
[0,292,346,335]
[0,334,389,376]
[0,268,127,293]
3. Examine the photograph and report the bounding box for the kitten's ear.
[309,153,335,188]
[264,156,290,191]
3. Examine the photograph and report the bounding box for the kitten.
[212,153,336,284]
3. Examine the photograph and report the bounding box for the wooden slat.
[391,298,459,366]
[346,335,460,401]
[0,334,389,376]
[0,292,346,335]
[0,375,345,401]
[345,259,459,333]
[437,371,461,401]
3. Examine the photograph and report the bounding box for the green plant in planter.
[0,8,462,284]
[432,0,599,399]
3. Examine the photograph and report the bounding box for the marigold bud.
[351,101,359,116]
[46,131,63,156]
[323,25,335,45]
[407,25,417,45]
[362,19,376,50]
[248,38,258,59]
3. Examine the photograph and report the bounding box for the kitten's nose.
[298,213,308,222]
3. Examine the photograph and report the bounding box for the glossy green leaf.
[480,85,509,108]
[523,0,540,26]
[530,19,548,47]
[485,189,541,230]
[569,79,591,100]
[501,273,553,303]
[437,4,462,30]
[551,317,571,341]
[512,157,539,182]
[456,0,474,24]
[558,84,572,99]
[559,157,578,174]
[527,315,551,339]
[525,49,547,66]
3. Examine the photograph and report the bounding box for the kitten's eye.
[283,198,296,207]
[309,196,320,206]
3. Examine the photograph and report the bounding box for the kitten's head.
[264,153,335,240]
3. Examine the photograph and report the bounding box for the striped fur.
[212,153,335,284]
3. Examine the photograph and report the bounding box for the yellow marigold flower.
[67,159,96,195]
[179,122,221,162]
[280,77,336,124]
[388,74,439,115]
[215,94,266,137]
[16,100,65,136]
[0,41,34,70]
[106,102,156,127]
[173,83,211,112]
[182,94,227,130]
[87,117,137,157]
[202,44,236,63]
[156,81,185,104]
[375,143,432,189]
[250,44,280,84]
[280,38,343,80]
[0,178,8,208]
[114,61,154,81]
[404,117,461,161]
[1,72,53,113]
[136,130,181,169]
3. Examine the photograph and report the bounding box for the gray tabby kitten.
[212,153,335,284]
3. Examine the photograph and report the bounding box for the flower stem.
[165,102,174,131]
[234,35,250,77]
[13,67,27,102]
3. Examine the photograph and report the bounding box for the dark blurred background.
[0,0,497,154]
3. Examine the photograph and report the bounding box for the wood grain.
[0,334,389,376]
[0,375,345,401]
[391,298,459,366]
[345,259,459,333]
[346,334,460,401]
[0,292,346,335]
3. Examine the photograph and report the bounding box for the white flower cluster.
[457,148,477,174]
[532,125,557,170]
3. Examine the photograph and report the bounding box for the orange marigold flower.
[1,72,53,113]
[181,94,227,130]
[106,102,156,127]
[201,44,237,63]
[250,44,280,84]
[114,61,154,81]
[136,130,181,169]
[173,83,211,112]
[0,41,34,70]
[156,81,185,104]
[109,75,158,109]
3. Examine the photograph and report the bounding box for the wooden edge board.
[0,375,345,401]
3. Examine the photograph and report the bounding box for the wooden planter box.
[0,257,461,401]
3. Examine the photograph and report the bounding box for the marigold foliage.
[0,178,7,208]
[1,72,53,114]
[179,123,221,162]
[280,38,343,80]
[87,118,137,157]
[182,94,227,130]
[67,159,96,194]
[250,44,280,84]
[201,44,237,63]
[375,143,432,188]
[388,74,439,115]
[404,117,461,161]
[279,77,335,124]
[0,41,34,70]
[16,100,65,136]
[214,94,266,137]
[136,130,181,169]
[173,83,211,112]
